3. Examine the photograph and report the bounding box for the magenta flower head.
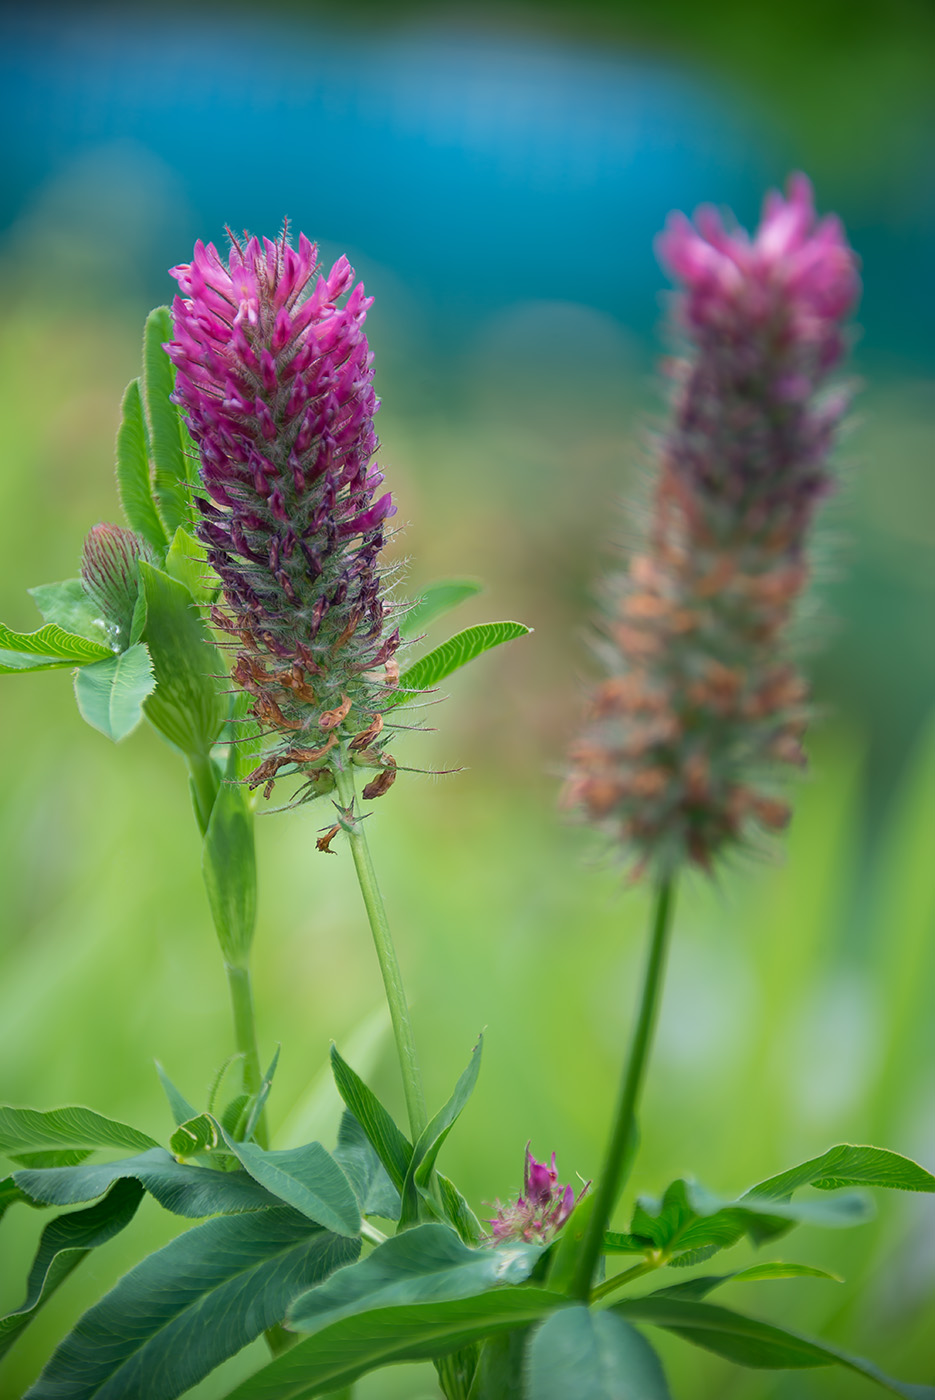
[488,1145,586,1245]
[565,176,859,875]
[166,229,400,799]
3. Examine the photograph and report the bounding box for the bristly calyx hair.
[564,175,860,877]
[167,227,401,805]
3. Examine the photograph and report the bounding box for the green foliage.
[527,1305,670,1400]
[12,1147,279,1217]
[138,560,226,756]
[330,1046,413,1194]
[24,1207,359,1400]
[154,1063,198,1129]
[73,643,156,742]
[142,306,195,537]
[547,1194,599,1293]
[393,621,531,704]
[0,1105,157,1161]
[165,525,215,605]
[243,1046,281,1142]
[399,1035,483,1228]
[0,1178,143,1361]
[333,1111,400,1220]
[28,580,110,646]
[748,1143,935,1197]
[115,377,169,554]
[0,620,112,673]
[400,579,483,640]
[611,1296,935,1397]
[213,1127,362,1238]
[654,1262,841,1299]
[622,1175,871,1270]
[226,1289,566,1400]
[288,1223,542,1335]
[169,1113,221,1158]
[202,777,257,965]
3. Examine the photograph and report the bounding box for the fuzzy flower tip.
[488,1146,586,1245]
[564,176,859,876]
[167,229,400,801]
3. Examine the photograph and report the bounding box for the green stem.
[590,1257,661,1302]
[332,749,428,1142]
[187,750,268,1148]
[569,879,676,1301]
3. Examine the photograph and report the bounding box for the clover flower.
[564,176,860,875]
[167,230,400,798]
[488,1146,585,1245]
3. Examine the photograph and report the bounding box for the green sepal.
[0,621,112,673]
[143,306,195,536]
[73,643,156,741]
[116,376,169,553]
[28,580,110,647]
[527,1304,671,1400]
[0,1178,144,1361]
[392,621,531,705]
[24,1207,360,1400]
[202,775,257,965]
[139,561,226,756]
[611,1295,935,1397]
[400,579,483,640]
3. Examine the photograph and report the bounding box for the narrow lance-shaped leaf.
[14,1147,278,1217]
[74,644,156,742]
[527,1305,671,1400]
[400,1035,482,1229]
[612,1295,935,1399]
[212,1123,361,1238]
[333,1111,400,1221]
[748,1143,935,1199]
[649,1262,842,1301]
[154,1063,198,1129]
[391,621,531,706]
[0,621,112,674]
[115,377,168,553]
[0,1178,144,1361]
[330,1045,413,1194]
[202,777,257,965]
[226,1289,567,1400]
[143,306,193,536]
[0,1105,158,1162]
[139,561,226,756]
[400,579,483,640]
[24,1207,359,1400]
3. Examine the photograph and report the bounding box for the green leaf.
[243,1046,281,1143]
[1,1176,34,1222]
[400,579,483,640]
[221,1095,252,1139]
[603,1231,648,1255]
[139,561,226,755]
[546,1193,599,1294]
[202,778,258,966]
[392,622,531,705]
[527,1305,671,1400]
[436,1171,484,1246]
[627,1177,871,1269]
[14,1147,279,1217]
[748,1143,935,1199]
[289,1223,542,1336]
[213,1125,361,1238]
[154,1063,198,1129]
[170,1114,221,1158]
[333,1111,400,1220]
[467,1332,527,1400]
[0,1105,157,1160]
[651,1262,842,1301]
[73,643,156,742]
[0,1178,143,1361]
[116,377,168,553]
[0,621,112,673]
[400,1036,482,1229]
[612,1296,935,1397]
[166,525,216,605]
[28,580,111,646]
[143,306,193,536]
[227,1289,566,1400]
[24,1207,359,1400]
[7,1150,93,1170]
[329,1045,413,1194]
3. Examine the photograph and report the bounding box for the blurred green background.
[0,2,933,1396]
